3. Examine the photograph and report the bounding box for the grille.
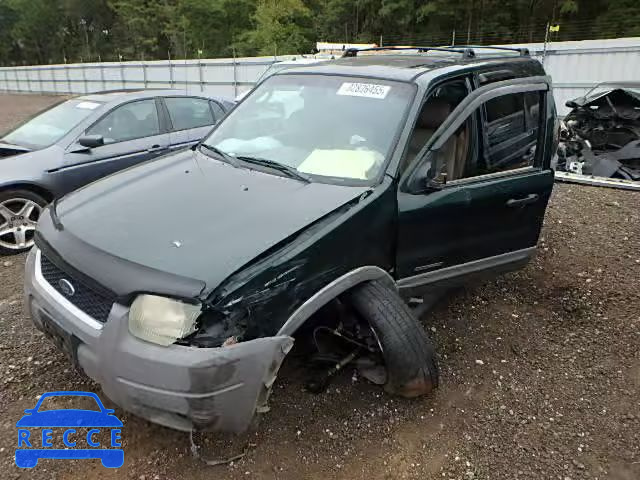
[40,254,115,323]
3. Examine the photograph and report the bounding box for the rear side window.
[165,97,214,130]
[485,92,526,146]
[486,93,523,123]
[87,99,160,144]
[482,91,542,174]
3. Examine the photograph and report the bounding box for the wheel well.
[0,184,54,203]
[277,266,397,336]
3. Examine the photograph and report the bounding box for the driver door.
[396,77,554,294]
[53,98,169,194]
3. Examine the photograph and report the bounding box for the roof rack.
[342,46,476,59]
[448,45,530,56]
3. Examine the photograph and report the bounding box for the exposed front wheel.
[0,190,46,255]
[347,280,439,397]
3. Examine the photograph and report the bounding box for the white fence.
[0,56,295,100]
[509,37,640,115]
[1,38,639,115]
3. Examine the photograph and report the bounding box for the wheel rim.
[0,198,43,251]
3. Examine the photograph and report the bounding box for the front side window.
[404,78,470,173]
[165,97,215,130]
[203,74,414,184]
[2,99,103,149]
[86,99,160,144]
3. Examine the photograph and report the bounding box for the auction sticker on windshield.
[337,82,390,99]
[75,101,101,110]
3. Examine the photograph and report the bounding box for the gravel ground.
[0,94,638,480]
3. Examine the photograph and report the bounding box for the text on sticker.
[337,83,390,99]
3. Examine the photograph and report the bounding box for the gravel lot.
[0,93,639,480]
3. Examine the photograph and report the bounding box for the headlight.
[128,294,201,346]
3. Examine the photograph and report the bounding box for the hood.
[53,149,368,292]
[567,88,640,109]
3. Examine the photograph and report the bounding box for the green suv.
[25,46,557,434]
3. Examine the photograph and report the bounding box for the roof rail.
[449,45,530,56]
[342,46,476,59]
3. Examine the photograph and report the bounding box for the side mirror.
[565,100,578,109]
[424,177,444,192]
[78,134,104,148]
[407,158,445,193]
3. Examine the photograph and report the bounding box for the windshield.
[204,74,414,184]
[2,99,103,149]
[256,63,293,83]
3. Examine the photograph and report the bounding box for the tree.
[244,0,314,56]
[173,0,256,57]
[0,0,639,66]
[0,1,19,64]
[6,0,65,64]
[108,0,177,60]
[61,0,117,61]
[594,0,640,38]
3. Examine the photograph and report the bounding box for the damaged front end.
[555,82,640,190]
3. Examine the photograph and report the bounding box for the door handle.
[506,193,539,207]
[147,144,167,153]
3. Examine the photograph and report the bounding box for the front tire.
[0,189,47,255]
[347,280,439,397]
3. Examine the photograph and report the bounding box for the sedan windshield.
[204,74,414,184]
[2,99,103,149]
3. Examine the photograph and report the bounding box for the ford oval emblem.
[58,279,75,297]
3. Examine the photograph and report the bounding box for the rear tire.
[346,280,439,397]
[0,189,47,255]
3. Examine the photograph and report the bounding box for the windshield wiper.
[235,155,311,183]
[199,144,239,167]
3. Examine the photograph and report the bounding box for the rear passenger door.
[59,98,170,192]
[396,77,554,292]
[162,96,220,151]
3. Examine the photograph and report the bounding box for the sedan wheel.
[0,196,44,253]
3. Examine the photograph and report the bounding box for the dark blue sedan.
[0,89,233,254]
